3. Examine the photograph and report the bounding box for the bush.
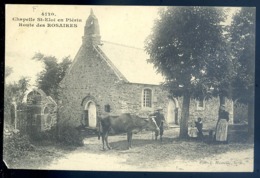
[3,133,35,167]
[30,126,57,142]
[58,124,84,146]
[28,124,83,147]
[55,107,84,146]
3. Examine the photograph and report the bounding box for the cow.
[98,113,159,150]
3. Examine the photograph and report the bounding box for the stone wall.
[189,97,233,130]
[61,45,123,126]
[117,83,169,117]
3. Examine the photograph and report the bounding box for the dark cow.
[98,113,159,150]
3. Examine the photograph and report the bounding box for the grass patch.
[123,137,253,168]
[3,133,78,169]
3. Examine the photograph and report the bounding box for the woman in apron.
[215,105,229,143]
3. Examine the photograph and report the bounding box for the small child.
[189,122,198,138]
[195,117,203,138]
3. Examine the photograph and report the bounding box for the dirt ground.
[41,128,253,172]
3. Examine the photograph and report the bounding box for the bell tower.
[82,9,101,46]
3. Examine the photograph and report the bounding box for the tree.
[4,77,30,125]
[145,7,230,138]
[229,8,255,135]
[5,77,30,103]
[32,53,72,100]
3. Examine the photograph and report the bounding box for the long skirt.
[215,119,228,141]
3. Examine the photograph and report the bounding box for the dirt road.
[43,129,253,172]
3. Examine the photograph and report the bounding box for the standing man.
[150,107,165,142]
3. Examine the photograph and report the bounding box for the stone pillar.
[57,100,63,140]
[11,100,17,129]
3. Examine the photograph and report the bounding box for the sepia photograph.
[4,4,255,172]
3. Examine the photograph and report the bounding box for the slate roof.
[96,41,164,85]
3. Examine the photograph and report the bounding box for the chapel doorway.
[84,101,97,128]
[167,99,179,126]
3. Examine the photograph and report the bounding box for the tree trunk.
[248,100,254,136]
[179,92,190,139]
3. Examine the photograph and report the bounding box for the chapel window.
[105,104,110,112]
[143,89,152,108]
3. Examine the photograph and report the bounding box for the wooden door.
[88,102,96,128]
[167,100,176,125]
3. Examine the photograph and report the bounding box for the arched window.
[143,88,152,108]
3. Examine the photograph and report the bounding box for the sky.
[5,5,238,86]
[5,5,161,86]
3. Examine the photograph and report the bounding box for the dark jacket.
[150,111,165,136]
[195,121,203,133]
[150,112,165,126]
[219,109,229,121]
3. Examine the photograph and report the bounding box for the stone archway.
[167,98,179,126]
[84,101,97,128]
[43,107,49,114]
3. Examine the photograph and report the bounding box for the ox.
[98,113,159,150]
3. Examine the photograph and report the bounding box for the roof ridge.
[101,40,144,50]
[93,45,128,82]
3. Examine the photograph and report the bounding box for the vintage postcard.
[4,4,255,172]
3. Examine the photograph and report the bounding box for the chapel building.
[60,10,234,130]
